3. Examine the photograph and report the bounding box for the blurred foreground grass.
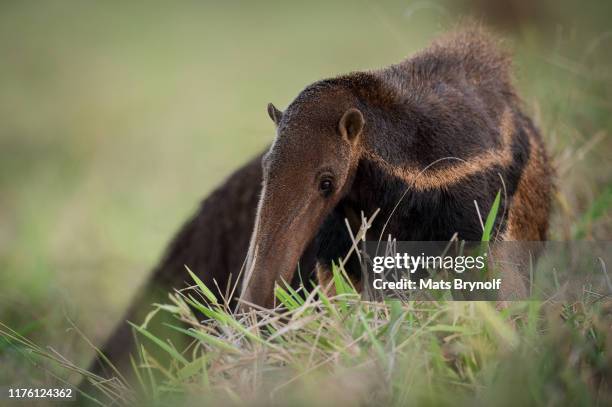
[0,0,610,398]
[4,266,610,406]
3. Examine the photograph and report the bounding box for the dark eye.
[319,178,334,197]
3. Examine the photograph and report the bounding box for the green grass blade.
[186,266,218,304]
[482,190,501,242]
[275,284,300,310]
[128,322,189,365]
[165,324,240,354]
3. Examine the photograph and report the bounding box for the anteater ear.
[339,108,364,143]
[267,103,283,125]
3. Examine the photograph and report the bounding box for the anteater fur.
[241,27,553,307]
[317,30,553,280]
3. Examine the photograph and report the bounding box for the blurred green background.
[0,0,610,386]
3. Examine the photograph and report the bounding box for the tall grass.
[129,274,612,405]
[3,263,609,406]
[73,195,610,405]
[0,192,609,405]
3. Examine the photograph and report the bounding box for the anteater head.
[240,86,365,309]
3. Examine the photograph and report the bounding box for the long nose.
[239,188,322,309]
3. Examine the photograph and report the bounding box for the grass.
[0,0,611,405]
[2,201,610,405]
[4,266,609,406]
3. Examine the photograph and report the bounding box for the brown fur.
[241,28,553,308]
[504,124,553,240]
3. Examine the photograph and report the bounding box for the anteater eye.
[319,178,334,197]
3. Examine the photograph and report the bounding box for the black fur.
[244,28,552,307]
